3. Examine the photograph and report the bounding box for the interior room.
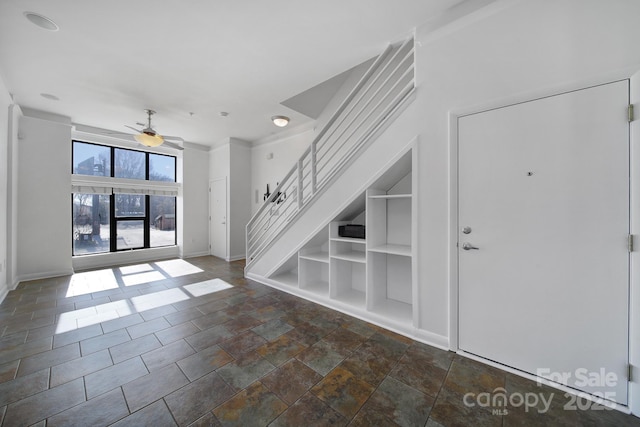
[1,0,640,425]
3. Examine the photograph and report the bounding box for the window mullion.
[144,194,151,249]
[109,193,116,252]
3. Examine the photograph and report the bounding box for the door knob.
[462,242,479,250]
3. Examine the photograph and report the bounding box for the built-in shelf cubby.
[298,231,330,296]
[365,167,414,325]
[329,221,367,307]
[264,148,416,333]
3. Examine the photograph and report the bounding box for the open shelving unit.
[329,221,367,308]
[298,230,330,296]
[366,165,414,326]
[264,148,416,333]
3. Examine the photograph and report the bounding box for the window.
[73,141,111,177]
[116,220,145,250]
[150,195,176,248]
[71,140,178,256]
[150,153,176,182]
[72,193,110,255]
[114,148,145,180]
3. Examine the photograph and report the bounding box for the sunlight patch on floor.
[65,270,119,297]
[184,278,233,297]
[122,271,166,287]
[119,263,154,275]
[155,259,204,278]
[55,277,233,335]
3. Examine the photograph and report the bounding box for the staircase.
[246,37,416,272]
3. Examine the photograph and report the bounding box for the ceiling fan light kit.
[135,132,164,147]
[129,109,175,148]
[96,109,184,150]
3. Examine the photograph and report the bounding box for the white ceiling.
[0,1,468,147]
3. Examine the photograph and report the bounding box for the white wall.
[7,104,20,291]
[248,58,372,215]
[0,75,12,299]
[250,131,312,214]
[17,114,73,281]
[229,142,251,260]
[181,143,210,258]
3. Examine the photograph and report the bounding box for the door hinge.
[628,104,634,122]
[628,234,634,252]
[629,364,633,382]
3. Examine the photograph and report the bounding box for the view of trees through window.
[72,193,110,255]
[72,141,177,256]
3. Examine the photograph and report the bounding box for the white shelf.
[331,251,366,263]
[267,156,415,339]
[334,289,366,308]
[368,244,411,257]
[299,252,329,263]
[372,299,413,324]
[330,237,366,244]
[271,272,298,287]
[300,280,329,295]
[368,194,412,200]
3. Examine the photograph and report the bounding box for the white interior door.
[210,178,227,259]
[458,81,630,404]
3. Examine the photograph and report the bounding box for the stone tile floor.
[0,256,638,426]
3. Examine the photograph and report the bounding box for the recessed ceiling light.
[24,12,59,31]
[219,112,229,117]
[271,115,289,127]
[40,93,59,101]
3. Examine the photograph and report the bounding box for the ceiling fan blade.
[101,131,133,136]
[161,135,184,142]
[125,125,142,133]
[162,141,184,150]
[98,131,136,141]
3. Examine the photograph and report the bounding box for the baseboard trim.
[411,329,450,351]
[181,251,211,259]
[15,269,75,285]
[227,255,246,262]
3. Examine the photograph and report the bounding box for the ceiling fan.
[120,109,184,150]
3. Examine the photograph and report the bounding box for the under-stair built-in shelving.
[366,175,414,326]
[269,255,299,288]
[298,232,330,296]
[258,148,417,338]
[330,222,367,308]
[245,34,420,343]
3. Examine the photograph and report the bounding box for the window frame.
[71,140,178,256]
[72,140,113,177]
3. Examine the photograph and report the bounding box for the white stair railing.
[246,37,415,265]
